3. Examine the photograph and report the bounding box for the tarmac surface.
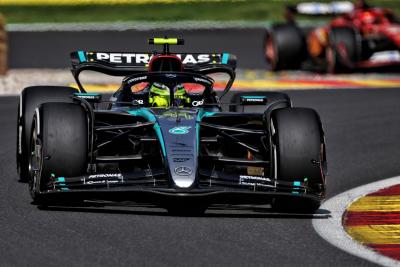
[8,28,267,69]
[2,88,400,266]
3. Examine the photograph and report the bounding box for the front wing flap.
[39,170,323,206]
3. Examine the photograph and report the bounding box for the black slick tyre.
[29,102,87,204]
[17,86,78,182]
[264,23,307,71]
[271,108,326,213]
[326,26,360,73]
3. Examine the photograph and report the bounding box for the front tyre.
[17,86,78,182]
[271,108,326,213]
[29,102,88,204]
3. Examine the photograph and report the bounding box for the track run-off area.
[2,20,400,266]
[1,86,400,266]
[314,176,400,266]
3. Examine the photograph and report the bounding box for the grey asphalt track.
[2,88,400,266]
[8,29,267,69]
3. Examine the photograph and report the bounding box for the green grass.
[0,0,399,23]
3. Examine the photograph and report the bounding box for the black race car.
[17,38,327,214]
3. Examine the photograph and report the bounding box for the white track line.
[313,176,400,267]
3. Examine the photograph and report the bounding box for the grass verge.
[0,1,399,23]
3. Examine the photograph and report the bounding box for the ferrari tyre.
[29,102,87,204]
[326,26,360,73]
[271,108,326,213]
[264,23,307,71]
[17,86,78,182]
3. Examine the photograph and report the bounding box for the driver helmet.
[174,84,191,107]
[149,83,190,107]
[149,82,170,107]
[360,11,375,24]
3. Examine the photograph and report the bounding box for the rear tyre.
[29,102,88,204]
[264,23,307,71]
[17,86,78,182]
[271,108,326,213]
[326,27,360,73]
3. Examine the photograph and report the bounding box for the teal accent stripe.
[241,96,267,99]
[196,123,200,155]
[129,108,156,122]
[57,177,69,190]
[78,51,87,62]
[75,93,100,96]
[221,53,229,64]
[197,109,216,121]
[128,108,166,156]
[153,124,166,156]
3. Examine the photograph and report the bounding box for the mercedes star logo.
[174,166,192,176]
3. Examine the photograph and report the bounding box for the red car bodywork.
[309,7,400,69]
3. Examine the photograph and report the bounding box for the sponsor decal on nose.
[169,126,191,135]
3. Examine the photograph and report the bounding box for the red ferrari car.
[265,1,400,73]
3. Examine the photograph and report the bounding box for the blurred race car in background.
[264,1,400,73]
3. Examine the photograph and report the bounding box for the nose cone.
[171,163,196,188]
[156,109,198,188]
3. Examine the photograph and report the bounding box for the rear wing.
[290,1,354,15]
[71,51,236,72]
[70,51,237,94]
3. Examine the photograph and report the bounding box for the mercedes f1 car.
[17,38,327,213]
[264,1,400,73]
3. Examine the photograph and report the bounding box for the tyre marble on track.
[1,89,400,266]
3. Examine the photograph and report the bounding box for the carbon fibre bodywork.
[35,92,324,208]
[23,39,326,210]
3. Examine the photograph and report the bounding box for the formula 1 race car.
[264,1,400,73]
[17,38,327,214]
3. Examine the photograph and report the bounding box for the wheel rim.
[319,142,327,192]
[16,104,20,174]
[265,36,277,70]
[270,118,278,181]
[29,123,42,196]
[326,46,336,74]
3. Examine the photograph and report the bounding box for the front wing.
[36,170,324,207]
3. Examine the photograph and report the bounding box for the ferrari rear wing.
[290,1,354,15]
